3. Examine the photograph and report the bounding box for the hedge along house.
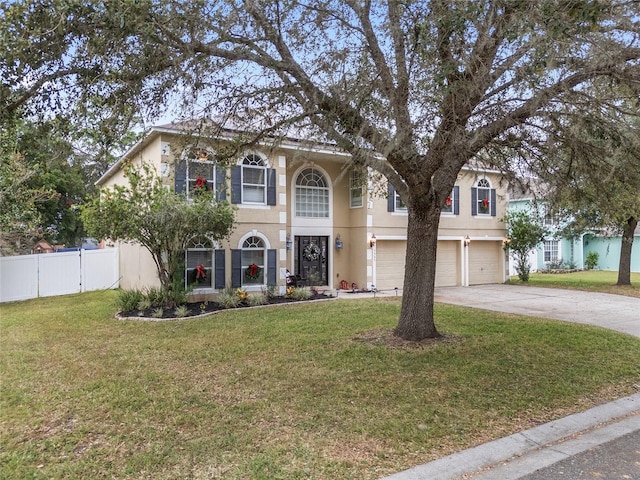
[97,122,510,297]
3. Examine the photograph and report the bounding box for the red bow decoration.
[248,263,259,277]
[195,264,206,279]
[194,176,207,190]
[483,198,489,208]
[445,196,452,206]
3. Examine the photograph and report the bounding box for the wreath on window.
[303,243,321,262]
[245,263,262,280]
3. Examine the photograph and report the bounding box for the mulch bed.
[118,293,333,320]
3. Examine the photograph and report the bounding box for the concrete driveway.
[434,284,640,338]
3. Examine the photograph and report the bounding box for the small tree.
[81,162,236,305]
[503,210,548,282]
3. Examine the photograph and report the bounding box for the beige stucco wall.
[101,129,509,293]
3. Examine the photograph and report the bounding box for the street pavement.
[376,284,640,480]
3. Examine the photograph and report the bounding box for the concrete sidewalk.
[377,285,640,480]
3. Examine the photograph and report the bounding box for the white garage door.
[469,241,503,285]
[376,240,459,291]
[376,241,406,291]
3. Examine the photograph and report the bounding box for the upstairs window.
[471,178,496,217]
[175,147,226,201]
[441,186,460,215]
[350,169,364,208]
[296,168,329,217]
[387,182,407,213]
[241,154,267,203]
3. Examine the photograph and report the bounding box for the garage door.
[376,240,459,291]
[469,241,502,285]
[376,241,406,291]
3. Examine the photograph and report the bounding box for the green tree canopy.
[503,209,548,282]
[81,163,236,301]
[4,0,640,339]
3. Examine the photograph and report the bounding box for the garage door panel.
[469,241,502,285]
[376,240,459,290]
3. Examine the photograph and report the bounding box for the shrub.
[145,287,167,306]
[585,251,599,270]
[174,305,189,317]
[136,299,152,311]
[292,287,312,300]
[116,289,145,311]
[151,308,164,318]
[236,288,249,301]
[262,284,279,299]
[217,286,240,309]
[248,293,267,306]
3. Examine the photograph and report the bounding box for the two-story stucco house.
[97,123,509,295]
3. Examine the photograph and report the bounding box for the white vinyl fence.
[0,248,119,303]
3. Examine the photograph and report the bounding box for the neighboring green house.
[508,187,640,273]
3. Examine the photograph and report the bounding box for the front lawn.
[509,270,640,298]
[2,291,639,479]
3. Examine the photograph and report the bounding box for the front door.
[295,236,328,286]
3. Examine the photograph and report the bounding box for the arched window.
[186,148,215,199]
[241,154,267,203]
[242,236,265,286]
[185,236,214,289]
[474,178,492,215]
[295,168,329,217]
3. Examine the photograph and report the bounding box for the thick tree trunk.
[616,216,637,286]
[394,205,441,341]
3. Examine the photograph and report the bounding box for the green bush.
[292,287,312,300]
[217,286,240,309]
[136,299,152,311]
[174,305,189,317]
[585,252,599,270]
[116,289,145,311]
[247,293,268,306]
[151,308,164,318]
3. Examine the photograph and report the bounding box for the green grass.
[2,291,639,479]
[509,270,640,298]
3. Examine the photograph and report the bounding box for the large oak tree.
[3,0,639,339]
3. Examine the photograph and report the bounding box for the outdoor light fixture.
[503,237,511,247]
[464,235,471,247]
[335,234,343,250]
[285,233,292,250]
[369,234,377,248]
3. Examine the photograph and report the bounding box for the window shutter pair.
[471,187,497,216]
[230,249,277,288]
[174,160,227,200]
[230,166,277,205]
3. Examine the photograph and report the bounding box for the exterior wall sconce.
[335,234,343,250]
[464,235,471,247]
[285,233,292,250]
[503,237,511,247]
[369,234,377,248]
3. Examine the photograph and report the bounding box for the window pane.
[243,185,265,203]
[186,250,213,288]
[243,167,265,184]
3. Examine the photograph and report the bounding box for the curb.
[380,392,640,480]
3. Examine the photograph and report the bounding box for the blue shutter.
[231,166,241,204]
[471,187,478,216]
[387,183,395,212]
[267,249,277,285]
[175,159,187,194]
[453,186,460,215]
[215,166,226,201]
[215,249,225,289]
[266,168,276,205]
[490,188,497,217]
[231,249,242,287]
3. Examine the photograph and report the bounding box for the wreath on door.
[303,243,321,262]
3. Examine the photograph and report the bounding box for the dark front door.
[295,236,328,286]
